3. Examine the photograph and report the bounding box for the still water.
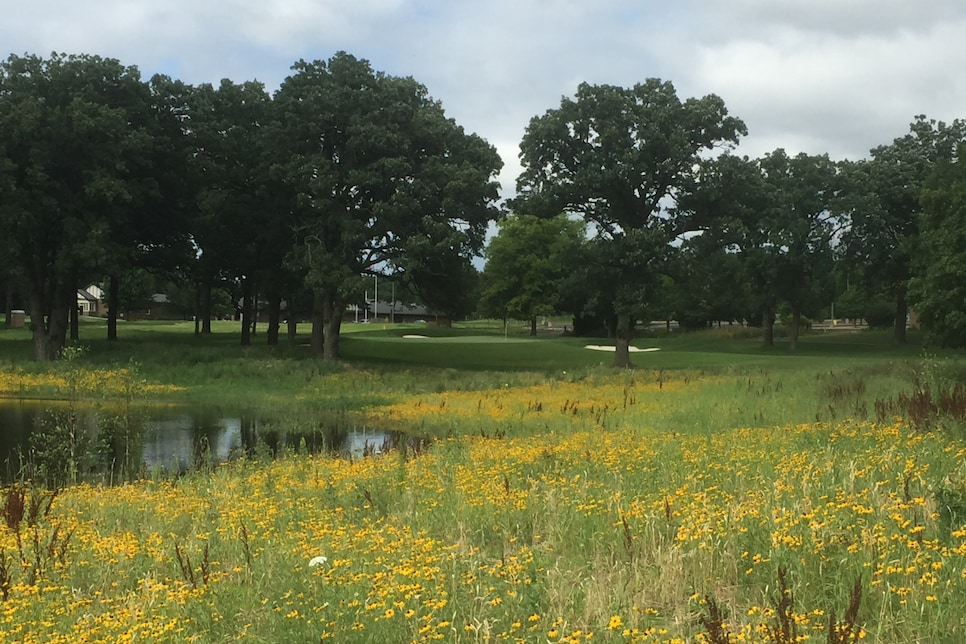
[0,399,395,483]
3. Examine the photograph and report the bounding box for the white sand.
[402,334,430,339]
[584,345,661,352]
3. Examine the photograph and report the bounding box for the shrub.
[864,302,895,329]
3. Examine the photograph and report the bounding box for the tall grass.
[1,389,964,641]
[0,321,964,641]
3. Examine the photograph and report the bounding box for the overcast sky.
[6,0,966,198]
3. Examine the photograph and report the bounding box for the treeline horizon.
[3,51,966,366]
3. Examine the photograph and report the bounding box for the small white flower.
[309,555,328,567]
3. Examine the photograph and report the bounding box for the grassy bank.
[0,320,965,642]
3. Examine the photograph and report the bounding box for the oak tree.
[274,53,502,360]
[515,79,745,366]
[0,53,156,359]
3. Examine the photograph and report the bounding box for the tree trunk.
[4,281,13,328]
[107,273,119,341]
[762,305,775,347]
[894,285,908,345]
[530,315,537,337]
[250,288,258,338]
[201,283,212,334]
[788,308,801,352]
[240,281,253,346]
[322,290,344,362]
[193,284,202,336]
[310,290,324,357]
[266,292,281,346]
[613,312,633,369]
[29,279,71,361]
[70,299,79,341]
[287,298,298,344]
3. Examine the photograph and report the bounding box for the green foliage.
[515,79,746,366]
[480,214,585,330]
[0,53,186,358]
[832,284,869,321]
[910,151,966,347]
[936,461,966,533]
[864,302,896,330]
[272,52,502,359]
[115,268,157,314]
[760,150,840,350]
[844,116,966,344]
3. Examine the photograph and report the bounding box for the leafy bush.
[864,302,895,329]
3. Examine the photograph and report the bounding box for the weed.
[1,484,70,587]
[699,595,731,644]
[239,522,253,575]
[0,550,10,601]
[174,541,210,590]
[826,576,863,644]
[765,567,798,644]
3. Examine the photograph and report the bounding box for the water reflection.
[140,413,243,475]
[0,399,396,484]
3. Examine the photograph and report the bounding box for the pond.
[0,399,398,485]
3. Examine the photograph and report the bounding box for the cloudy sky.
[6,0,966,198]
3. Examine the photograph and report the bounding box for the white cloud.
[691,18,966,159]
[5,0,966,189]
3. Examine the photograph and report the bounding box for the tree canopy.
[0,53,169,359]
[273,52,502,360]
[514,79,746,366]
[909,145,966,347]
[0,51,501,361]
[5,49,966,362]
[480,214,585,335]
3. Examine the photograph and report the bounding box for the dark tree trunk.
[201,283,212,334]
[287,298,298,344]
[4,281,13,328]
[310,290,324,357]
[70,300,79,341]
[240,281,253,346]
[250,288,258,338]
[266,292,281,346]
[29,278,71,361]
[788,308,801,352]
[894,285,908,345]
[530,315,537,337]
[614,312,634,369]
[107,273,120,341]
[193,284,202,336]
[322,290,344,362]
[762,305,775,347]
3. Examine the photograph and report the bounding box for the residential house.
[76,285,105,316]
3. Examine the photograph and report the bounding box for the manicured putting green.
[359,334,541,344]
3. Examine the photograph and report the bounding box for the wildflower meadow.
[0,324,965,642]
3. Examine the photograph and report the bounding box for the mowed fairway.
[0,321,965,642]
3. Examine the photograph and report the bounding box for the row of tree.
[481,79,966,366]
[3,52,965,366]
[0,52,502,360]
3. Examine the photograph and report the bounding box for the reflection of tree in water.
[0,402,407,483]
[241,419,351,457]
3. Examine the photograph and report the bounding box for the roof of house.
[76,288,98,302]
[370,301,432,316]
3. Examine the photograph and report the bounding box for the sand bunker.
[584,345,660,352]
[402,334,430,339]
